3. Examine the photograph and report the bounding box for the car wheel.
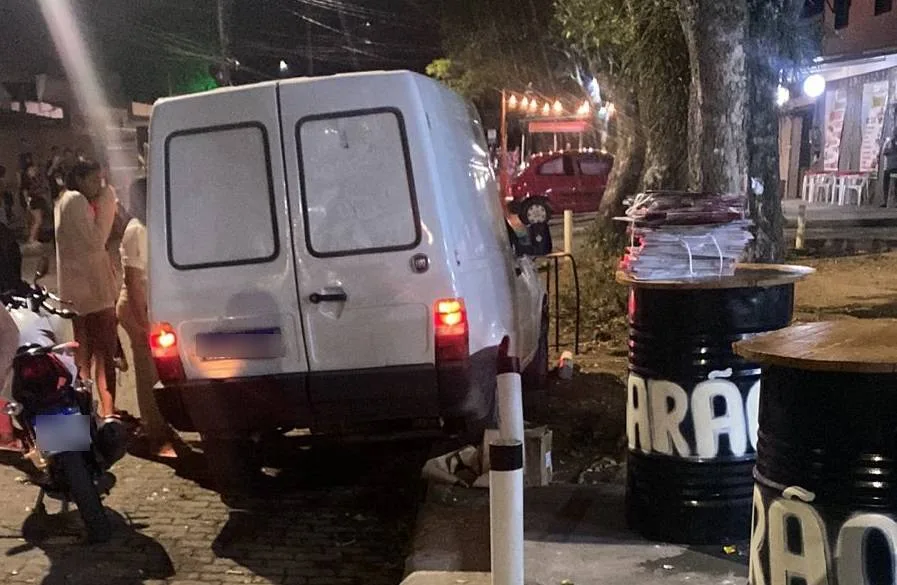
[57,451,111,543]
[519,198,552,225]
[522,306,549,422]
[200,432,265,494]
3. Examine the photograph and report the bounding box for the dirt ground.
[793,251,897,321]
[544,251,897,484]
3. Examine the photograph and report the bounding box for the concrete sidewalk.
[404,481,748,585]
[781,199,897,228]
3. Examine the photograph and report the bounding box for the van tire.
[200,432,264,494]
[523,308,549,422]
[519,198,552,225]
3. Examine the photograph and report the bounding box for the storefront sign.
[859,81,890,172]
[824,88,848,171]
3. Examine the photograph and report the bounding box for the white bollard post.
[796,203,806,251]
[563,210,574,254]
[496,336,524,443]
[490,439,524,585]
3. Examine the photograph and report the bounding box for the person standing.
[882,124,897,208]
[0,304,20,451]
[0,165,12,226]
[21,163,53,247]
[55,159,119,418]
[117,177,176,458]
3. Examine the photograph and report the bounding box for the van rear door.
[149,83,308,385]
[277,74,445,421]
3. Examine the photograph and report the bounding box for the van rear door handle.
[309,290,348,304]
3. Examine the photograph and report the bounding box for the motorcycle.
[1,257,128,543]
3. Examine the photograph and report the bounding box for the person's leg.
[86,309,118,417]
[71,316,92,382]
[117,299,173,454]
[27,208,41,243]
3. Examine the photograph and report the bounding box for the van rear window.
[296,108,421,257]
[165,123,279,270]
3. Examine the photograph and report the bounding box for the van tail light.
[150,322,186,383]
[435,298,469,362]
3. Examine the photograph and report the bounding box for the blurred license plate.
[195,328,284,360]
[34,413,91,453]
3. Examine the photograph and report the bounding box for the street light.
[803,74,826,98]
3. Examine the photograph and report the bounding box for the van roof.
[152,69,426,108]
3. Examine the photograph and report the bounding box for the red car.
[508,150,614,224]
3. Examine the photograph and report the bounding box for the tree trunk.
[678,0,748,194]
[637,75,688,191]
[742,0,803,262]
[598,83,645,224]
[586,80,644,251]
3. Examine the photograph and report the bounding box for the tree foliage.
[427,0,573,101]
[555,0,690,231]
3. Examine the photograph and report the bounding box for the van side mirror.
[507,220,552,257]
[525,223,552,257]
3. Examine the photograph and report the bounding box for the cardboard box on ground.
[421,427,553,488]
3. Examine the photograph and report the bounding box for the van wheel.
[519,198,552,225]
[199,432,264,494]
[523,309,549,422]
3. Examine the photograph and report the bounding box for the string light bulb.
[552,100,563,114]
[508,94,518,109]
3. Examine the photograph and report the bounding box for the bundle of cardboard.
[618,191,754,281]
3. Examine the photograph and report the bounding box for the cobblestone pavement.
[4,253,433,585]
[0,435,431,585]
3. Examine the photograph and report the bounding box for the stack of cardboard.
[618,191,754,281]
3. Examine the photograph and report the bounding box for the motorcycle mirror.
[3,401,23,417]
[33,256,50,284]
[52,341,80,353]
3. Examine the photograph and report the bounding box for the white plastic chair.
[837,174,868,206]
[813,174,836,204]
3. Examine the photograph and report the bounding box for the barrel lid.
[616,263,814,290]
[734,319,897,373]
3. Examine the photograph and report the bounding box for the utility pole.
[217,0,232,85]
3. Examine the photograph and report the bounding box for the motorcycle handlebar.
[1,286,78,319]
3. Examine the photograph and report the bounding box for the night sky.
[1,0,443,101]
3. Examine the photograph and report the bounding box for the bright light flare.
[36,0,128,188]
[803,74,826,98]
[776,85,791,107]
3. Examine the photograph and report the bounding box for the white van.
[147,70,549,485]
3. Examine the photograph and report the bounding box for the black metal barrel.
[622,267,806,544]
[743,350,897,584]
